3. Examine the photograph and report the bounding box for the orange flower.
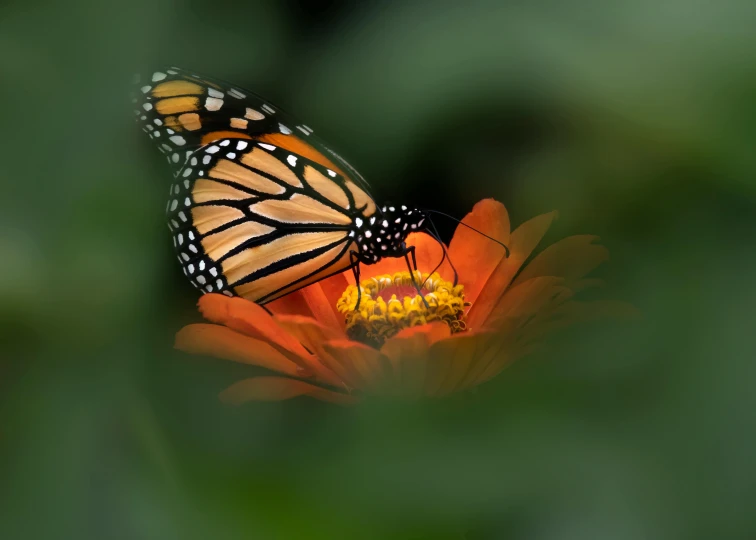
[175,199,633,404]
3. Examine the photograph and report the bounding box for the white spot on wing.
[286,155,297,167]
[170,135,186,146]
[205,97,223,111]
[152,72,167,82]
[207,88,224,98]
[259,143,276,151]
[279,123,292,134]
[236,141,248,150]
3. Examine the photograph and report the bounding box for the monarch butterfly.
[134,67,505,305]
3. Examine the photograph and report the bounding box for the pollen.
[337,271,470,346]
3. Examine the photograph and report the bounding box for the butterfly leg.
[407,244,418,271]
[349,251,363,310]
[403,248,430,308]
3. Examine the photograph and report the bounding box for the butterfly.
[133,67,437,305]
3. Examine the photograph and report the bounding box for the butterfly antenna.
[420,208,510,257]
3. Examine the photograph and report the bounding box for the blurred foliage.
[2,0,756,538]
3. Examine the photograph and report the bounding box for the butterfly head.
[354,205,426,264]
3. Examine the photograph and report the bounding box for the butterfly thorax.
[353,205,426,264]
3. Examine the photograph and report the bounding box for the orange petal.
[551,299,640,323]
[425,332,481,396]
[266,290,314,318]
[380,322,451,397]
[266,281,347,335]
[448,199,510,304]
[407,232,446,278]
[318,272,351,331]
[512,235,609,287]
[298,282,345,334]
[197,294,313,366]
[175,324,303,377]
[273,314,347,387]
[220,376,358,405]
[322,340,391,393]
[483,276,568,331]
[346,252,405,281]
[474,342,545,386]
[455,333,512,392]
[467,211,557,329]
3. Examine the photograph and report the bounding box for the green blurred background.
[2,0,756,538]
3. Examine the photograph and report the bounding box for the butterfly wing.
[134,66,371,194]
[164,135,377,303]
[136,67,380,303]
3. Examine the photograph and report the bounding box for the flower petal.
[425,332,481,396]
[197,294,313,367]
[467,211,557,329]
[483,276,569,331]
[273,314,347,387]
[317,272,352,331]
[299,282,345,333]
[474,343,546,386]
[379,322,451,396]
[175,324,303,377]
[408,232,446,277]
[266,290,314,317]
[455,333,513,391]
[267,282,347,334]
[448,199,510,304]
[322,340,391,393]
[220,376,358,405]
[512,235,609,287]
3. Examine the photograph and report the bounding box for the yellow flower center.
[336,271,470,347]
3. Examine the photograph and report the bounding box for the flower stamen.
[337,271,470,346]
